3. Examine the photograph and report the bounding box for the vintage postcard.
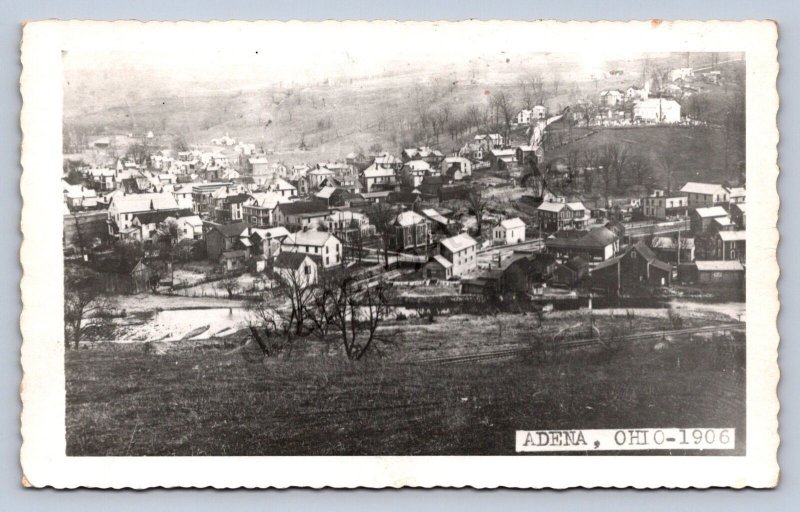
[20,20,779,488]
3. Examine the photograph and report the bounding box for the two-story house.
[680,182,730,208]
[281,230,342,268]
[439,233,478,277]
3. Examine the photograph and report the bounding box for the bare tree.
[467,187,488,236]
[219,276,239,299]
[368,201,397,268]
[157,219,180,285]
[490,91,516,142]
[518,79,534,110]
[64,271,109,349]
[659,153,676,194]
[626,154,652,189]
[325,275,394,361]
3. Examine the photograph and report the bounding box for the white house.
[281,230,342,268]
[273,251,319,287]
[172,215,204,240]
[243,192,294,228]
[633,98,681,123]
[492,218,526,245]
[439,233,478,277]
[401,160,430,188]
[441,156,472,179]
[600,90,624,107]
[107,192,180,236]
[172,184,194,210]
[669,67,694,82]
[362,164,397,192]
[680,182,730,208]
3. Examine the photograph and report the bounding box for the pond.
[116,307,256,342]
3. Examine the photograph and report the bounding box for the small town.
[62,52,747,456]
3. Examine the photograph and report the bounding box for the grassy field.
[66,310,745,456]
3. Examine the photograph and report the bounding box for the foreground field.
[66,310,745,456]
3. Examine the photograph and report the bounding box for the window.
[326,246,329,254]
[304,265,310,275]
[326,257,329,265]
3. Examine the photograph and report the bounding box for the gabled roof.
[247,192,292,210]
[694,206,729,218]
[393,210,427,227]
[274,251,314,270]
[277,201,330,216]
[547,227,617,249]
[420,208,450,226]
[717,230,747,242]
[564,256,589,271]
[403,160,431,172]
[537,201,566,213]
[284,230,338,247]
[315,186,338,199]
[248,226,290,240]
[207,221,250,238]
[441,233,477,253]
[133,209,192,225]
[695,260,744,272]
[681,182,728,196]
[430,254,453,269]
[111,192,180,214]
[499,217,526,230]
[363,164,396,178]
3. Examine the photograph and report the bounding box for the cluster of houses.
[64,120,745,302]
[454,179,746,300]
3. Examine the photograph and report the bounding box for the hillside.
[547,125,745,191]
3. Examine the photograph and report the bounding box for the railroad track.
[405,323,746,366]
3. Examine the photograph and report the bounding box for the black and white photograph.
[20,20,779,488]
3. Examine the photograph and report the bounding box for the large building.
[545,226,619,263]
[681,182,730,208]
[281,230,342,268]
[633,98,681,123]
[642,191,689,220]
[107,192,180,238]
[438,233,478,277]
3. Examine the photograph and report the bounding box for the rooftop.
[499,218,526,230]
[694,206,729,218]
[441,233,477,253]
[695,260,744,272]
[681,182,728,196]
